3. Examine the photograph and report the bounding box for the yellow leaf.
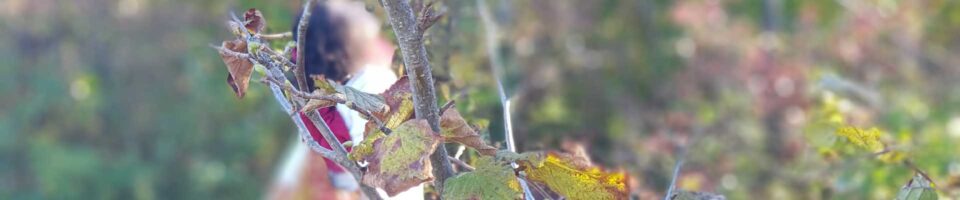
[836,126,885,152]
[518,152,629,200]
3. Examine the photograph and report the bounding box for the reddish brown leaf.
[360,119,440,196]
[244,8,266,34]
[218,39,253,98]
[375,77,414,120]
[360,77,416,138]
[439,109,498,156]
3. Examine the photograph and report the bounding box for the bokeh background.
[4,0,960,199]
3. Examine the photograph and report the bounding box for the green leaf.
[896,173,938,200]
[443,156,522,200]
[359,119,440,197]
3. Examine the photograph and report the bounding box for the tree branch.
[294,0,312,92]
[447,156,475,171]
[261,32,293,40]
[262,77,393,134]
[379,0,455,193]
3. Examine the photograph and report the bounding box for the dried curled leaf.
[333,83,389,116]
[217,39,253,98]
[897,173,938,200]
[360,119,440,197]
[443,156,522,200]
[304,77,388,115]
[244,8,266,34]
[836,126,884,152]
[440,109,497,156]
[300,98,336,113]
[517,152,629,200]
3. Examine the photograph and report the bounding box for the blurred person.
[267,1,420,199]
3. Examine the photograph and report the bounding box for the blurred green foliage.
[3,0,960,199]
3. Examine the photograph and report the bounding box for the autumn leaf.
[374,77,416,126]
[360,119,440,197]
[443,156,522,200]
[244,8,266,34]
[352,77,415,159]
[517,152,629,200]
[217,39,253,98]
[348,78,416,162]
[897,173,938,200]
[439,109,498,156]
[300,98,336,113]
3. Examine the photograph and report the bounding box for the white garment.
[336,65,425,200]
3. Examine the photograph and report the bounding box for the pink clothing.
[299,107,352,173]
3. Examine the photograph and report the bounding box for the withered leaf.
[218,39,253,98]
[310,76,388,115]
[443,156,522,200]
[300,98,336,113]
[375,77,415,122]
[517,152,630,200]
[440,109,497,156]
[360,119,440,197]
[244,8,266,34]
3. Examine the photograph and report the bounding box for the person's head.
[293,0,394,89]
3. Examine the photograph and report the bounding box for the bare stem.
[294,0,312,92]
[447,156,475,171]
[261,32,293,40]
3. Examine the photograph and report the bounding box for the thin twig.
[447,156,475,171]
[439,100,455,115]
[294,0,312,92]
[476,0,515,153]
[261,32,293,40]
[664,126,705,200]
[263,77,392,134]
[416,1,445,35]
[209,44,250,59]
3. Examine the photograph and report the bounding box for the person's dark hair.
[293,3,351,90]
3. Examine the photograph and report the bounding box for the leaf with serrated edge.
[518,152,629,200]
[443,156,522,200]
[440,109,497,156]
[218,39,252,98]
[896,173,938,200]
[360,119,439,196]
